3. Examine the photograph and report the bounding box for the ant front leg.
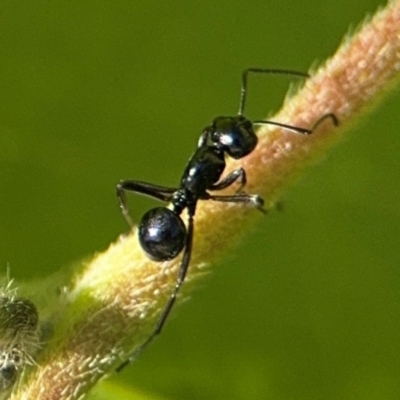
[208,192,266,214]
[209,168,247,193]
[116,180,176,227]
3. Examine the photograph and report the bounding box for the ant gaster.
[116,68,338,371]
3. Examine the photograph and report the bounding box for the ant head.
[139,207,186,261]
[208,116,258,159]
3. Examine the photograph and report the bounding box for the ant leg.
[209,168,247,193]
[253,112,339,135]
[116,180,176,227]
[208,193,266,214]
[116,211,195,372]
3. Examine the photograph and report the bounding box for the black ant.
[116,68,338,371]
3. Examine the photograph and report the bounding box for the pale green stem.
[10,1,400,399]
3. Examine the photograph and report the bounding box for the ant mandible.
[116,68,338,371]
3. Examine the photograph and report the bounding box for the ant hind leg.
[116,180,176,227]
[116,212,195,372]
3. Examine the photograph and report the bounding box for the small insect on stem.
[115,68,338,372]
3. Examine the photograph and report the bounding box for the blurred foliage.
[88,381,166,400]
[0,1,399,399]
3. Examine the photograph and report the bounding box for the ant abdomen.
[138,207,186,261]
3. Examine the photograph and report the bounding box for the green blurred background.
[0,1,399,399]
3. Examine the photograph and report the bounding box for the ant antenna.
[253,112,339,135]
[238,68,309,116]
[238,68,338,135]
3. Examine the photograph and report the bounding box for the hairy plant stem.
[11,1,400,399]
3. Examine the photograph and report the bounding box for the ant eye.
[139,208,186,261]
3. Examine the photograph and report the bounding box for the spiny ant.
[116,68,338,371]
